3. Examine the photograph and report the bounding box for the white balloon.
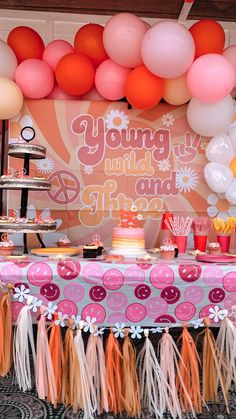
[0,40,17,79]
[205,134,234,165]
[228,122,236,151]
[187,95,235,137]
[226,179,236,204]
[204,162,233,193]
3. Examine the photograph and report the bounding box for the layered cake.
[112,227,145,257]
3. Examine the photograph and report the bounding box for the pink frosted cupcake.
[208,242,221,255]
[0,238,14,256]
[57,236,71,248]
[160,244,175,259]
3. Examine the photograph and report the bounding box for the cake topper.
[119,206,142,228]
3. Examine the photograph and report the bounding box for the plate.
[31,247,82,257]
[196,254,236,263]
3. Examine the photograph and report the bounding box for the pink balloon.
[223,46,236,87]
[82,87,105,101]
[95,59,130,100]
[15,58,54,99]
[187,53,235,103]
[43,39,74,71]
[141,21,195,78]
[103,13,147,68]
[47,84,81,100]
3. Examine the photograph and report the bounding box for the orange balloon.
[55,52,95,95]
[125,65,164,109]
[7,26,45,63]
[74,23,108,68]
[189,20,225,58]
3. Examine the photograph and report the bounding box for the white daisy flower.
[208,306,227,323]
[44,302,58,320]
[191,319,204,329]
[113,322,126,338]
[83,316,97,333]
[105,110,129,132]
[176,167,198,193]
[157,159,171,172]
[71,314,82,330]
[14,285,30,302]
[161,113,175,127]
[207,193,236,220]
[129,325,143,339]
[94,327,105,336]
[83,165,94,175]
[28,297,43,313]
[36,157,55,174]
[55,312,68,327]
[151,327,163,334]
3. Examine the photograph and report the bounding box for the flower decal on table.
[35,157,55,174]
[161,113,175,127]
[191,319,204,329]
[105,110,129,131]
[28,297,43,313]
[83,316,96,333]
[113,322,126,338]
[208,306,228,323]
[157,159,171,172]
[207,193,236,220]
[44,302,58,320]
[14,285,30,302]
[129,325,143,339]
[176,167,198,193]
[54,312,68,327]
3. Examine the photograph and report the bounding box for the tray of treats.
[31,247,82,257]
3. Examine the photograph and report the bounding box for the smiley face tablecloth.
[1,256,236,326]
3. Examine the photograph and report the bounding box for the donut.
[223,272,236,293]
[178,264,201,282]
[124,265,145,287]
[184,285,204,304]
[0,263,23,284]
[89,285,107,302]
[57,260,81,280]
[134,284,151,300]
[81,263,104,285]
[106,291,128,311]
[81,303,106,324]
[155,314,176,323]
[125,303,147,322]
[40,283,60,301]
[27,262,52,286]
[150,265,174,290]
[161,286,181,304]
[63,283,85,303]
[208,288,225,304]
[175,302,196,321]
[145,297,168,318]
[102,268,124,290]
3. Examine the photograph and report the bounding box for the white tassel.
[74,328,97,418]
[13,297,36,391]
[216,316,236,389]
[86,333,109,414]
[136,329,171,418]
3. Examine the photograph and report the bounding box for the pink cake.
[112,227,145,256]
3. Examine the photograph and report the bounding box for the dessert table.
[2,254,236,326]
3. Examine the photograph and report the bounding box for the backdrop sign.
[8,99,232,247]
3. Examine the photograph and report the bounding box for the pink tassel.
[74,328,97,418]
[13,297,36,391]
[36,307,57,406]
[86,333,109,414]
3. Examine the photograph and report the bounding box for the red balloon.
[189,20,225,58]
[55,52,95,95]
[125,65,164,109]
[74,23,108,67]
[7,26,45,63]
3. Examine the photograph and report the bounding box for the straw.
[192,217,212,233]
[164,216,193,236]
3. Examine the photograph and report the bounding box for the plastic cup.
[161,212,173,230]
[193,231,208,252]
[216,233,231,253]
[173,235,187,253]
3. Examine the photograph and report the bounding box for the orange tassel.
[196,319,228,412]
[0,285,13,376]
[61,320,80,413]
[122,333,141,417]
[47,313,64,407]
[105,330,124,415]
[177,325,202,413]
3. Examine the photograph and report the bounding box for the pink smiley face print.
[40,283,60,301]
[178,264,201,282]
[150,265,174,289]
[161,286,181,304]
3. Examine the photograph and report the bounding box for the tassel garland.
[122,332,141,417]
[0,285,13,376]
[105,330,124,415]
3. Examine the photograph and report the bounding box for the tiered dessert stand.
[0,138,57,253]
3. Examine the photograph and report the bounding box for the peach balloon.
[163,73,191,105]
[0,77,23,119]
[43,40,74,71]
[223,46,236,87]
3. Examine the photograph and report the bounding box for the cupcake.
[92,239,104,256]
[208,242,221,255]
[0,238,14,256]
[57,236,71,248]
[160,244,176,259]
[83,244,98,258]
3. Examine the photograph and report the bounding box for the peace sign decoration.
[47,170,81,205]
